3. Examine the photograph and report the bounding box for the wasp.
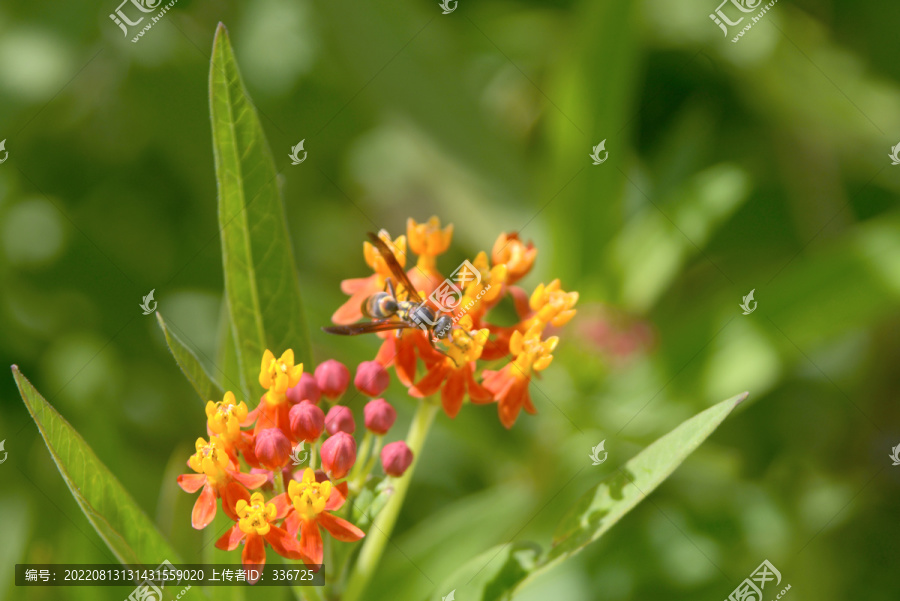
[323,232,454,345]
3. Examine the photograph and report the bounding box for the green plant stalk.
[341,398,439,601]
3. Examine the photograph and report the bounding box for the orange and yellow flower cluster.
[334,217,578,428]
[178,351,412,579]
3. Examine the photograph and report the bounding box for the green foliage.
[210,23,312,399]
[12,367,182,567]
[435,393,746,600]
[157,313,225,405]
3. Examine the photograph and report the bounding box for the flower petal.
[241,534,267,582]
[318,512,365,542]
[265,525,308,561]
[215,524,245,551]
[299,519,324,565]
[232,470,269,490]
[191,483,217,530]
[220,482,251,521]
[440,368,466,418]
[271,493,292,520]
[177,473,206,493]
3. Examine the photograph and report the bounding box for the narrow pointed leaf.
[209,23,312,398]
[12,366,182,566]
[157,313,225,405]
[434,392,748,600]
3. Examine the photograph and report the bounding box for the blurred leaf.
[12,366,182,566]
[216,299,244,398]
[432,392,747,600]
[156,313,225,405]
[545,392,749,568]
[434,542,541,601]
[210,23,312,400]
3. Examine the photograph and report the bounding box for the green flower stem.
[348,431,373,487]
[341,398,439,601]
[309,444,318,471]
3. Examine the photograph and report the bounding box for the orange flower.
[374,328,439,388]
[254,349,303,435]
[455,251,507,323]
[205,391,249,446]
[523,279,579,331]
[277,469,365,565]
[492,232,537,284]
[215,491,309,580]
[332,231,408,324]
[481,325,558,428]
[176,436,268,529]
[410,318,492,417]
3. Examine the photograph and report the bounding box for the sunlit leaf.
[433,392,747,600]
[12,366,182,566]
[156,313,225,405]
[210,23,312,399]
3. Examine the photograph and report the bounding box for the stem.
[341,399,439,601]
[309,444,318,471]
[273,467,285,498]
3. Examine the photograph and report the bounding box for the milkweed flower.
[410,318,492,418]
[481,324,559,428]
[354,360,390,397]
[177,436,268,529]
[278,468,365,565]
[406,216,453,291]
[287,372,321,405]
[315,359,350,401]
[332,231,408,324]
[205,391,249,446]
[363,398,397,435]
[492,232,537,285]
[381,441,413,477]
[215,491,308,580]
[255,349,303,435]
[320,432,357,479]
[324,405,356,436]
[289,401,325,443]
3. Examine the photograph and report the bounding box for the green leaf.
[12,366,182,566]
[434,392,747,600]
[209,23,312,398]
[544,392,749,570]
[157,313,226,405]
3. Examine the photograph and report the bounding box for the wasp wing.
[367,232,422,301]
[322,320,419,336]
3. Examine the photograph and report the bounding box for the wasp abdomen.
[363,292,399,319]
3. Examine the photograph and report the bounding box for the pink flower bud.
[289,401,325,442]
[363,398,397,435]
[254,428,292,471]
[315,359,350,400]
[381,441,413,477]
[320,432,356,479]
[287,372,322,405]
[325,405,356,435]
[354,360,390,397]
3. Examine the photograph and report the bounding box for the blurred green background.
[1,0,899,600]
